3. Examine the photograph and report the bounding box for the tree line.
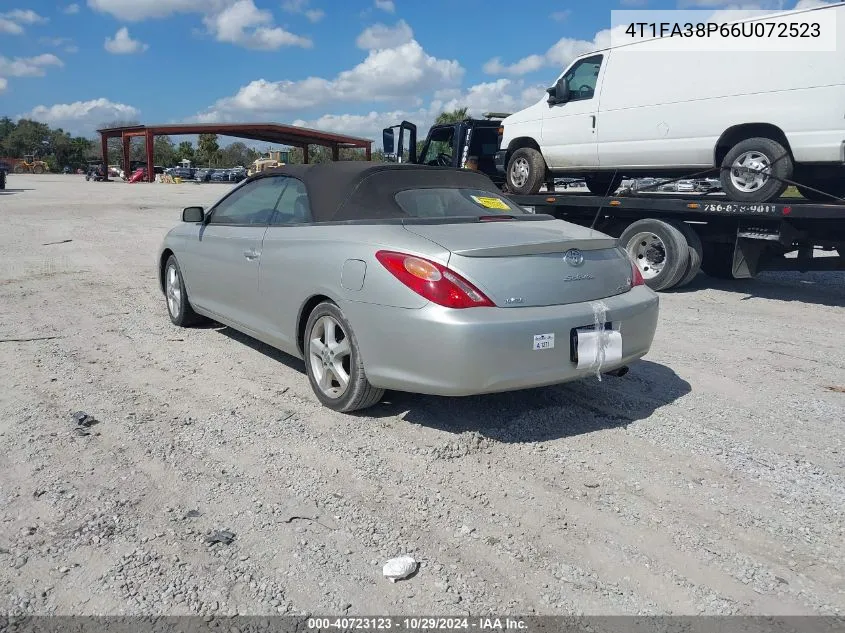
[0,108,470,171]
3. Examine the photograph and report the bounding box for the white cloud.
[551,10,572,21]
[86,0,200,21]
[483,54,545,76]
[40,36,79,53]
[0,8,47,33]
[375,0,395,12]
[281,0,325,22]
[87,0,312,50]
[0,54,64,78]
[288,79,542,145]
[0,78,7,93]
[0,19,23,34]
[1,9,47,24]
[20,98,141,136]
[104,27,149,54]
[203,0,312,49]
[196,39,463,121]
[356,20,413,49]
[63,4,81,14]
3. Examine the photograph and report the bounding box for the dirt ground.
[1,174,843,617]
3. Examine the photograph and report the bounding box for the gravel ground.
[0,174,843,617]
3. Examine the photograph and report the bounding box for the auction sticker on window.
[533,333,554,350]
[471,195,510,210]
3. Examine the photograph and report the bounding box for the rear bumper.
[494,150,507,175]
[342,286,659,396]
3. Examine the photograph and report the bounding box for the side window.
[208,177,287,226]
[564,55,603,102]
[271,178,311,225]
[419,127,455,165]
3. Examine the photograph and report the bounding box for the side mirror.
[547,77,569,105]
[383,128,395,155]
[182,206,204,223]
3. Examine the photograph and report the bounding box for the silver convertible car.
[158,162,659,412]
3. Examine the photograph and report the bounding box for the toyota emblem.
[563,248,584,267]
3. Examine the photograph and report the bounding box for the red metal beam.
[122,135,131,175]
[145,129,155,183]
[100,134,109,181]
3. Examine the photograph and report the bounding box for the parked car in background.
[167,166,195,180]
[676,180,695,193]
[158,162,659,413]
[496,3,845,202]
[194,168,212,182]
[209,169,230,182]
[0,161,8,190]
[228,166,247,182]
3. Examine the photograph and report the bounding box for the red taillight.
[630,259,645,287]
[375,250,495,309]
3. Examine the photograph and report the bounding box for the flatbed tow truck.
[383,119,845,291]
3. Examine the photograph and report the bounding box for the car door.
[254,177,314,352]
[185,176,287,331]
[541,54,604,169]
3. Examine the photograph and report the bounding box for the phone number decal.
[703,203,780,214]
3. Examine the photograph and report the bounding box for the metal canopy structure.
[96,122,373,182]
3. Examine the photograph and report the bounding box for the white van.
[495,3,845,202]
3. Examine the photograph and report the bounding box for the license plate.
[571,325,623,369]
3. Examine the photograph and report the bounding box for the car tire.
[506,148,547,195]
[671,221,704,288]
[619,219,690,291]
[304,302,384,413]
[163,255,204,327]
[719,137,792,202]
[700,241,740,279]
[584,174,623,196]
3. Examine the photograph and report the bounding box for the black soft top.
[250,162,504,223]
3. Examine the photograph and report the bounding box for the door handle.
[243,249,259,260]
[590,115,596,129]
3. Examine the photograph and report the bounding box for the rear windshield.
[394,188,528,218]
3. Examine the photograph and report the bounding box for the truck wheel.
[700,242,738,279]
[719,137,791,202]
[670,221,703,288]
[585,174,623,196]
[13,165,24,174]
[620,219,690,291]
[506,148,547,195]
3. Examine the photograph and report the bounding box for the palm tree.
[435,107,469,124]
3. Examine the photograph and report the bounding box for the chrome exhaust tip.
[604,366,629,378]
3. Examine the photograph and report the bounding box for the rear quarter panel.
[255,224,450,356]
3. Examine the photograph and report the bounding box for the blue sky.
[0,0,830,144]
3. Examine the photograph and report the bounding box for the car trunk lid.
[402,220,633,307]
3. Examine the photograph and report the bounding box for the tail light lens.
[375,251,495,309]
[630,259,645,287]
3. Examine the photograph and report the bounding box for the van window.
[563,54,603,102]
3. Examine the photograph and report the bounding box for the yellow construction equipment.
[13,155,49,174]
[247,150,287,176]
